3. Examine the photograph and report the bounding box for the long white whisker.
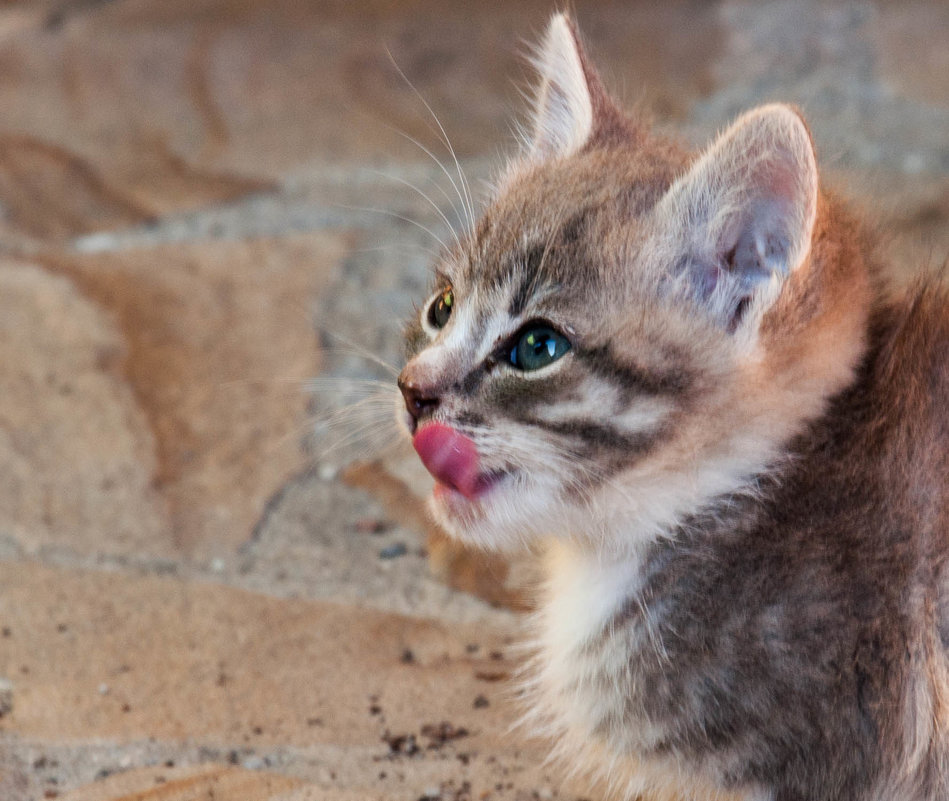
[351,242,441,261]
[318,330,401,377]
[334,203,450,254]
[370,169,460,246]
[304,377,396,392]
[385,48,476,231]
[313,398,399,430]
[312,391,396,416]
[388,127,470,232]
[313,414,400,461]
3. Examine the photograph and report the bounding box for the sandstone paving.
[0,561,555,801]
[0,1,946,800]
[58,764,305,801]
[38,232,347,558]
[0,231,348,562]
[0,257,169,560]
[0,0,725,249]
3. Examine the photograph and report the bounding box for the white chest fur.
[532,539,656,748]
[527,539,766,801]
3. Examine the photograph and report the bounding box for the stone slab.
[58,764,303,801]
[0,561,556,800]
[0,258,170,559]
[37,233,347,559]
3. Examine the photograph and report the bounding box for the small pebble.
[379,543,408,560]
[355,517,390,534]
[210,558,226,573]
[97,683,110,696]
[242,756,265,771]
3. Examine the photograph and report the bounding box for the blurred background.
[0,1,946,800]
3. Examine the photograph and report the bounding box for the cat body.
[397,14,949,801]
[533,282,949,801]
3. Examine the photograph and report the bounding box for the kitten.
[397,13,949,801]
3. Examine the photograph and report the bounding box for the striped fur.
[398,13,949,801]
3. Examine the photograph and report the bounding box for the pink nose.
[412,423,481,499]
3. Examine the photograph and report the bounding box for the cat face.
[399,151,716,550]
[397,16,861,552]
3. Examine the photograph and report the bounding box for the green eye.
[428,286,453,329]
[510,326,571,371]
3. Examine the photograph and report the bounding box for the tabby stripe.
[524,416,660,458]
[578,345,691,397]
[459,364,489,396]
[508,245,548,317]
[455,410,486,428]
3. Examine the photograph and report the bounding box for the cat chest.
[535,543,664,747]
[533,543,767,800]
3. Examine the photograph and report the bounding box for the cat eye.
[427,286,454,329]
[509,326,571,371]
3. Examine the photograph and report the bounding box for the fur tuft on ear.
[655,104,819,335]
[527,14,595,160]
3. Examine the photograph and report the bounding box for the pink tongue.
[412,423,481,499]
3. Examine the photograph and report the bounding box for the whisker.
[312,398,399,431]
[333,203,450,254]
[304,377,396,393]
[318,330,401,377]
[312,404,399,433]
[386,126,470,232]
[312,414,402,462]
[351,242,441,261]
[245,406,394,473]
[384,47,476,232]
[369,168,462,244]
[319,429,407,466]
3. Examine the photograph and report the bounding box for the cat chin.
[427,476,570,552]
[430,501,530,552]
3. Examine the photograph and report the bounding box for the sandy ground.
[0,1,946,799]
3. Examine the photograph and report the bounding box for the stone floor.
[0,1,946,800]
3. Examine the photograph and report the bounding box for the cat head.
[398,14,867,552]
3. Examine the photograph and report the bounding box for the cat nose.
[398,375,440,423]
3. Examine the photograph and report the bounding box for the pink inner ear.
[413,423,481,499]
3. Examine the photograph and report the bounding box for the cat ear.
[656,104,819,334]
[527,14,596,160]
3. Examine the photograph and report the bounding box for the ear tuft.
[656,104,819,335]
[527,13,594,160]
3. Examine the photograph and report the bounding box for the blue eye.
[510,326,571,371]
